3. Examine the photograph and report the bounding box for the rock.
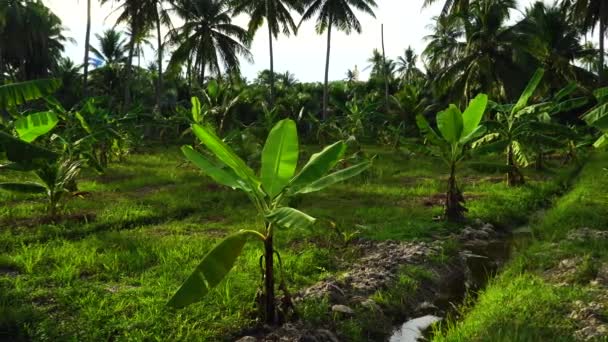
[236,337,257,342]
[570,300,608,341]
[594,263,608,287]
[331,304,355,315]
[481,222,495,231]
[360,298,382,312]
[474,229,490,239]
[416,301,439,315]
[567,228,608,242]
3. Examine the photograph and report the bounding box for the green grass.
[0,146,578,340]
[434,151,608,342]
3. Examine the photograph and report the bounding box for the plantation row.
[1,0,608,340]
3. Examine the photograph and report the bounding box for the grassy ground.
[0,145,577,341]
[434,151,608,342]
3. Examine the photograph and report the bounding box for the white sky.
[45,0,539,82]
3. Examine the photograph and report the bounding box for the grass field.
[0,146,582,341]
[435,152,608,342]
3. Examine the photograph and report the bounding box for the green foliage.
[473,69,583,184]
[0,79,62,108]
[583,87,608,148]
[417,93,488,221]
[169,119,371,316]
[14,111,59,143]
[167,230,262,308]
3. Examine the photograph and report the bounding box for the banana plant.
[416,93,488,222]
[473,69,586,185]
[583,87,608,148]
[168,119,372,325]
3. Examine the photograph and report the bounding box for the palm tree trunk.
[156,8,163,112]
[381,24,389,113]
[187,56,192,94]
[600,3,606,87]
[83,0,91,96]
[124,22,138,108]
[267,11,276,106]
[322,16,333,121]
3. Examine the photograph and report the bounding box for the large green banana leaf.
[261,119,299,198]
[167,230,262,308]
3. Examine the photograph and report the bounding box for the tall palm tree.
[125,29,154,69]
[515,1,596,92]
[83,0,92,95]
[168,0,252,84]
[231,0,303,106]
[396,47,425,86]
[299,0,377,120]
[90,29,128,65]
[426,0,523,103]
[102,0,163,107]
[563,0,608,86]
[422,14,465,73]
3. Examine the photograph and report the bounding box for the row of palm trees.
[81,0,378,117]
[421,0,606,105]
[1,0,605,116]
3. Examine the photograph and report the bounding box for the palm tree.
[231,0,303,106]
[1,1,72,81]
[125,29,154,69]
[299,0,377,120]
[101,0,163,107]
[563,0,608,86]
[345,65,360,83]
[426,0,524,104]
[515,2,596,92]
[83,0,92,95]
[90,29,128,65]
[422,15,465,73]
[168,0,253,84]
[396,47,425,86]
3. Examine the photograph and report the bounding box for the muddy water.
[389,226,533,341]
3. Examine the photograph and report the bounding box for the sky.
[44,0,538,83]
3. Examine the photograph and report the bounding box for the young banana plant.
[416,94,488,222]
[0,130,83,218]
[473,69,587,184]
[168,119,372,325]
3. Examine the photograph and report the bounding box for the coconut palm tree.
[299,0,377,120]
[101,0,166,107]
[422,14,465,73]
[90,29,128,65]
[426,0,524,104]
[125,29,154,69]
[563,0,608,86]
[231,0,303,106]
[396,47,425,86]
[515,1,596,92]
[168,0,252,84]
